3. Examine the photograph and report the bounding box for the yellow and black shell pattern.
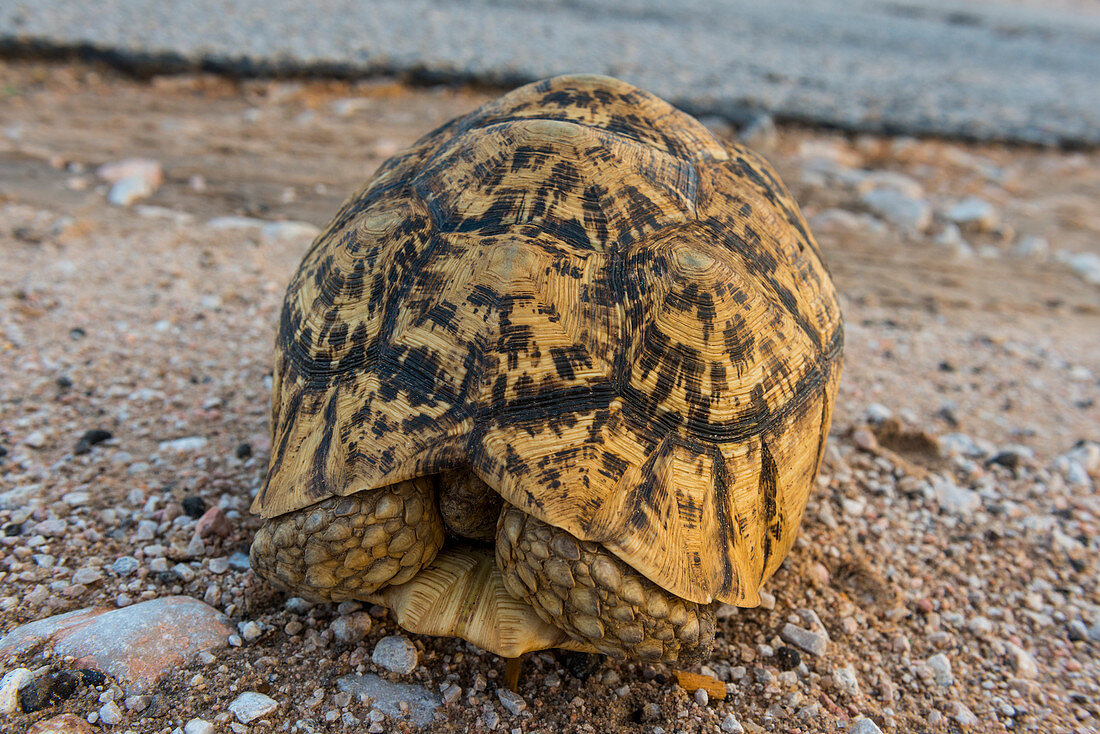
[252,74,843,608]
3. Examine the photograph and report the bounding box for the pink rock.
[27,714,94,734]
[0,596,232,693]
[95,158,164,187]
[195,506,232,539]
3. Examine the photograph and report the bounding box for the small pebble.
[228,691,278,723]
[694,687,709,706]
[227,552,251,572]
[110,556,140,576]
[0,667,33,713]
[780,623,828,656]
[240,621,262,642]
[331,612,372,643]
[181,496,207,518]
[71,568,103,585]
[927,654,954,687]
[720,712,745,733]
[850,716,884,734]
[97,701,123,725]
[184,719,215,734]
[497,688,526,715]
[372,635,418,674]
[442,684,462,704]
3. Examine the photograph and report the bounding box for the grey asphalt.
[2,0,1099,146]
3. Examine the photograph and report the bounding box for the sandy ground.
[0,61,1098,733]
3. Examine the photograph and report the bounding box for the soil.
[0,60,1098,733]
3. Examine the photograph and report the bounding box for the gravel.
[0,66,1097,734]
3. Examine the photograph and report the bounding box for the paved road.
[2,0,1099,145]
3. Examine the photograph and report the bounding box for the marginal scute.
[254,73,842,613]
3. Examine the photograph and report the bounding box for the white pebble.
[240,621,262,642]
[850,716,884,734]
[228,691,279,723]
[693,687,709,706]
[98,700,124,725]
[0,667,33,713]
[23,431,47,448]
[927,653,954,687]
[720,713,745,733]
[184,719,216,734]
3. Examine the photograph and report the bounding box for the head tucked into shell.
[249,74,843,664]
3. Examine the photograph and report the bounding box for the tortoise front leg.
[250,478,444,602]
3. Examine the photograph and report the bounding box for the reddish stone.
[27,714,93,733]
[0,596,232,693]
[195,506,232,539]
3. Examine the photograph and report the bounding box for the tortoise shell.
[252,74,843,607]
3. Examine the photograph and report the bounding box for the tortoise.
[249,74,843,665]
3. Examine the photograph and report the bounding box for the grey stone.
[228,691,278,723]
[1014,235,1049,259]
[720,713,744,733]
[944,196,998,231]
[285,597,313,614]
[497,688,526,715]
[949,701,979,727]
[861,188,931,232]
[260,221,321,246]
[737,113,777,151]
[1059,251,1100,286]
[932,476,981,516]
[72,567,104,585]
[780,623,828,656]
[372,635,418,674]
[336,673,441,727]
[1004,642,1038,679]
[105,177,149,206]
[331,612,372,643]
[183,719,215,734]
[239,621,262,642]
[158,436,208,452]
[832,665,860,697]
[97,701,123,725]
[227,552,251,572]
[850,717,884,734]
[927,653,954,687]
[24,430,47,448]
[111,556,140,576]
